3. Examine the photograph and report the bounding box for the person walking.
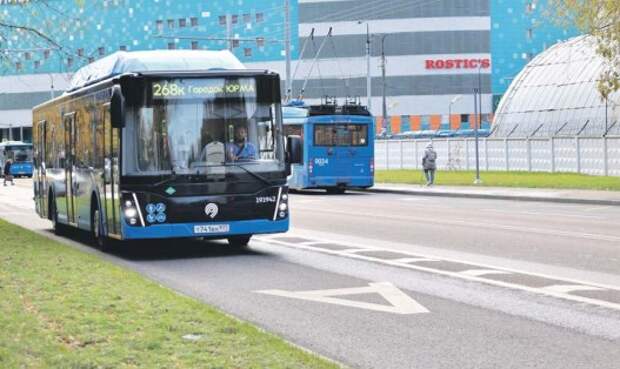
[422,143,437,186]
[3,159,15,186]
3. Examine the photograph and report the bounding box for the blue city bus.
[32,50,301,250]
[283,101,374,193]
[0,141,34,177]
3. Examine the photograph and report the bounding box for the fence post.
[385,140,390,170]
[414,140,419,169]
[550,137,555,173]
[575,137,581,173]
[447,139,451,169]
[505,139,510,171]
[465,139,470,170]
[603,136,608,176]
[527,138,532,172]
[399,140,404,169]
[484,138,489,171]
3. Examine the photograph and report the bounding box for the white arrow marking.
[541,284,605,294]
[256,282,429,315]
[460,269,512,277]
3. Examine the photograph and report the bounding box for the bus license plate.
[194,224,230,234]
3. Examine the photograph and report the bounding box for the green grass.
[376,170,620,191]
[0,219,341,369]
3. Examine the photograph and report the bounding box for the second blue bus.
[283,101,374,194]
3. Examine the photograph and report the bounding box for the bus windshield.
[2,145,33,163]
[314,124,368,147]
[125,77,283,176]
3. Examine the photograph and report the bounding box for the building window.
[243,13,251,23]
[460,114,469,123]
[43,49,50,59]
[179,18,186,28]
[231,14,238,24]
[232,39,240,48]
[256,37,265,47]
[24,52,32,60]
[168,42,176,50]
[190,17,198,27]
[67,57,73,67]
[256,12,264,23]
[98,47,105,56]
[77,48,84,57]
[156,20,164,33]
[88,57,95,63]
[244,48,252,57]
[34,60,40,69]
[167,19,174,28]
[15,62,22,71]
[119,45,127,51]
[219,15,227,25]
[191,41,199,50]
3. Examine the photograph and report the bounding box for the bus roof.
[68,50,245,92]
[0,141,31,147]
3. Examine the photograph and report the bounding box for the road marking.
[460,269,512,277]
[256,235,620,312]
[256,282,430,315]
[542,284,605,294]
[393,257,440,263]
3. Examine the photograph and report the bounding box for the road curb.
[365,187,620,206]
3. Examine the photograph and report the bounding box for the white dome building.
[493,36,620,137]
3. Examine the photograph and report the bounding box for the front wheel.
[50,197,68,236]
[92,207,115,252]
[227,235,252,249]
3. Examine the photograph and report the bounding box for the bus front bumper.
[121,218,289,240]
[307,176,374,189]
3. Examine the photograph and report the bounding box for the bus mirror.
[286,135,302,166]
[111,86,125,128]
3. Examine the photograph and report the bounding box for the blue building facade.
[1,0,298,75]
[490,0,577,108]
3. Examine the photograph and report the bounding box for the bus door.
[63,113,78,225]
[102,105,120,236]
[35,121,47,215]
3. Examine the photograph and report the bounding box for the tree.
[550,0,620,98]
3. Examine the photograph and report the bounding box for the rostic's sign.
[425,58,491,70]
[0,0,31,5]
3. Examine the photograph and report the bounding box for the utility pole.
[284,0,292,100]
[605,95,608,136]
[473,88,481,184]
[366,23,372,112]
[381,34,388,133]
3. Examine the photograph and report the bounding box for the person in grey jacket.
[422,143,437,186]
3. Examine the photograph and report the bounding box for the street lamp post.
[605,95,608,136]
[357,20,372,112]
[448,95,463,129]
[473,88,481,184]
[381,34,388,133]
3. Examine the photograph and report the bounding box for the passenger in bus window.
[226,126,256,161]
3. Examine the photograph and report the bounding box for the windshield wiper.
[153,170,177,187]
[226,163,273,186]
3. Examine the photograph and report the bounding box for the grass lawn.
[375,170,620,191]
[0,219,340,369]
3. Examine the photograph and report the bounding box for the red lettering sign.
[425,58,491,70]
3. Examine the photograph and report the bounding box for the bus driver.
[227,126,256,161]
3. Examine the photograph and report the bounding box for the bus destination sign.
[152,79,256,100]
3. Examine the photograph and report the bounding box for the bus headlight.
[279,203,288,212]
[124,208,138,218]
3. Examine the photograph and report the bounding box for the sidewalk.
[369,183,620,206]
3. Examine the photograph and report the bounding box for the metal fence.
[375,136,620,176]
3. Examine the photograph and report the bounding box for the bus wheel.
[92,207,114,252]
[227,235,252,249]
[50,197,67,236]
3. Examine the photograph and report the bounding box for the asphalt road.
[2,179,620,369]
